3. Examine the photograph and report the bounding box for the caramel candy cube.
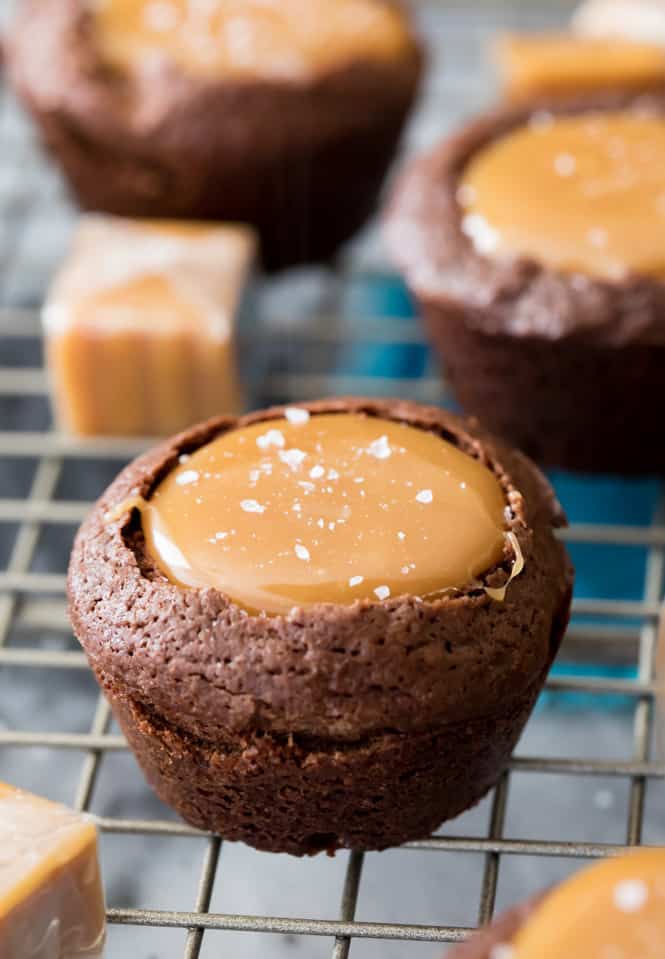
[0,783,105,959]
[495,33,665,100]
[44,216,256,437]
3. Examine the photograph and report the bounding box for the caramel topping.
[459,112,665,281]
[496,34,665,101]
[93,0,413,81]
[513,848,665,959]
[138,413,507,616]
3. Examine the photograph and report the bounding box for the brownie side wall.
[422,298,665,474]
[106,668,546,855]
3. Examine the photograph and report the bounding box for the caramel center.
[140,412,507,616]
[459,112,665,281]
[513,848,665,959]
[93,0,412,80]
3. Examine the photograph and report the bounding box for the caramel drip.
[459,112,665,281]
[104,495,148,523]
[126,412,508,616]
[94,0,413,80]
[513,848,665,959]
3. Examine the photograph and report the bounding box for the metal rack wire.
[1,1,665,957]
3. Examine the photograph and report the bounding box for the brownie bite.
[387,92,665,474]
[68,398,572,855]
[447,848,665,958]
[7,0,423,269]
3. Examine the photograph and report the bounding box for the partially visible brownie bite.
[387,93,665,474]
[7,0,423,269]
[448,848,665,958]
[68,398,572,855]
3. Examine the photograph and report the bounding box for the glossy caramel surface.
[94,0,413,80]
[513,848,665,959]
[460,112,665,280]
[141,413,507,615]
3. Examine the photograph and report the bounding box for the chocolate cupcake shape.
[68,399,572,855]
[6,0,423,270]
[387,92,665,474]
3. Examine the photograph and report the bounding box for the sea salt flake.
[614,879,649,913]
[143,1,179,32]
[416,489,433,504]
[256,429,285,450]
[215,531,229,540]
[397,531,406,540]
[298,481,315,492]
[587,227,608,248]
[285,407,310,425]
[294,544,311,562]
[240,499,265,514]
[368,436,392,460]
[176,469,199,486]
[249,469,260,483]
[554,152,576,176]
[490,947,515,959]
[374,585,391,601]
[178,454,190,464]
[279,448,307,471]
[349,576,364,588]
[461,213,499,255]
[309,465,325,479]
[401,566,410,575]
[328,469,339,480]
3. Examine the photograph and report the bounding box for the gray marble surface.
[3,1,664,957]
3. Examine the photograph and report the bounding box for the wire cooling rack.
[2,1,665,957]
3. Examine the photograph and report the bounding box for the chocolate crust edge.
[447,895,545,959]
[68,397,573,744]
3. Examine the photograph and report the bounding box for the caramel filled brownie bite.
[448,848,665,958]
[68,399,573,855]
[6,0,422,270]
[387,93,665,474]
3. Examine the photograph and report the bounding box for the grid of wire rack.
[2,0,665,957]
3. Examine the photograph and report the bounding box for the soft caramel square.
[44,215,256,437]
[495,32,665,100]
[0,783,105,958]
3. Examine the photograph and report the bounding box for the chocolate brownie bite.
[6,0,423,270]
[448,848,665,958]
[387,93,665,474]
[68,398,572,855]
